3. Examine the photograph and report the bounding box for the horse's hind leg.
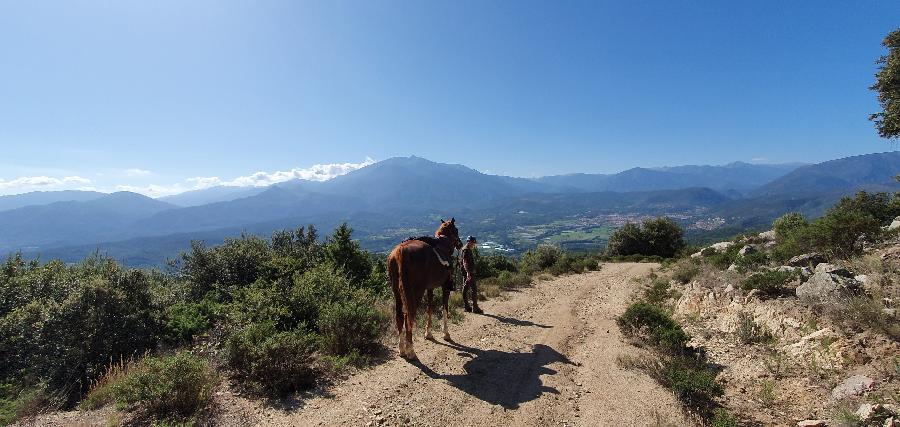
[393,287,408,357]
[442,287,451,341]
[424,289,435,340]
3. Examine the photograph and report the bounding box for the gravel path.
[261,262,689,427]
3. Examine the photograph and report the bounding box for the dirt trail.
[230,262,689,427]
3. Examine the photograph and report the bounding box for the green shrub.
[545,252,599,275]
[224,323,318,395]
[519,245,563,274]
[741,270,794,298]
[617,302,690,354]
[700,247,717,257]
[733,250,769,272]
[476,253,518,279]
[671,261,701,284]
[318,290,387,356]
[710,408,739,427]
[113,352,216,418]
[772,212,808,240]
[0,256,160,406]
[661,356,723,409]
[0,384,59,426]
[704,244,740,270]
[164,298,221,342]
[644,278,674,306]
[607,217,685,258]
[484,271,532,289]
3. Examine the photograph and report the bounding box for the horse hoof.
[424,333,435,341]
[443,334,452,341]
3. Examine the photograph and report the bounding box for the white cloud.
[186,176,222,189]
[115,158,375,198]
[115,183,189,198]
[123,168,152,177]
[0,175,92,192]
[221,157,375,187]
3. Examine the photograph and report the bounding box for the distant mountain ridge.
[0,192,175,250]
[0,190,105,212]
[2,152,897,265]
[535,161,803,193]
[752,151,900,196]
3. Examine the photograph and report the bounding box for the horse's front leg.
[424,289,435,340]
[442,287,451,341]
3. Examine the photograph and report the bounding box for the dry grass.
[78,356,140,410]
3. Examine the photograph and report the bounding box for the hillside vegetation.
[0,223,600,425]
[616,190,900,425]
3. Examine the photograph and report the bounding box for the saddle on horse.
[403,235,452,266]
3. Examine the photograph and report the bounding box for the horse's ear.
[440,218,445,223]
[450,217,455,224]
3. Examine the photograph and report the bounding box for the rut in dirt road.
[225,262,692,427]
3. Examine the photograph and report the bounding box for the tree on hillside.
[606,217,685,258]
[324,222,372,285]
[870,28,900,139]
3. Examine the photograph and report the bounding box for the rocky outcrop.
[888,216,900,231]
[814,263,853,278]
[796,271,860,303]
[691,241,735,258]
[831,374,875,400]
[787,253,827,268]
[855,403,898,423]
[738,245,756,256]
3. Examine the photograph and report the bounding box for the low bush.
[734,312,775,344]
[606,217,685,258]
[224,323,318,395]
[113,352,216,419]
[0,384,59,426]
[661,356,722,409]
[741,270,794,298]
[733,250,769,272]
[317,290,387,356]
[704,244,741,270]
[163,297,222,342]
[770,192,896,261]
[617,302,690,354]
[491,271,532,289]
[710,408,740,427]
[826,296,900,340]
[475,253,518,279]
[519,245,564,274]
[671,260,701,284]
[644,278,674,306]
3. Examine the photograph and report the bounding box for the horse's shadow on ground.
[409,339,573,410]
[479,312,552,328]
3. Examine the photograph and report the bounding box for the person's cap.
[466,236,477,243]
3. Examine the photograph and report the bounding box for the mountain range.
[2,152,898,266]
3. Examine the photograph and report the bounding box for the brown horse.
[387,218,462,359]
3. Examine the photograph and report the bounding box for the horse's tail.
[387,247,405,333]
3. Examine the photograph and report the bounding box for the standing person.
[460,236,482,314]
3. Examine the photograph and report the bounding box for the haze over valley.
[3,152,898,266]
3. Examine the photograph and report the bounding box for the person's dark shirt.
[461,247,476,279]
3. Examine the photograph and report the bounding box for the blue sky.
[0,1,898,196]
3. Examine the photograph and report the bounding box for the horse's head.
[436,218,463,250]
